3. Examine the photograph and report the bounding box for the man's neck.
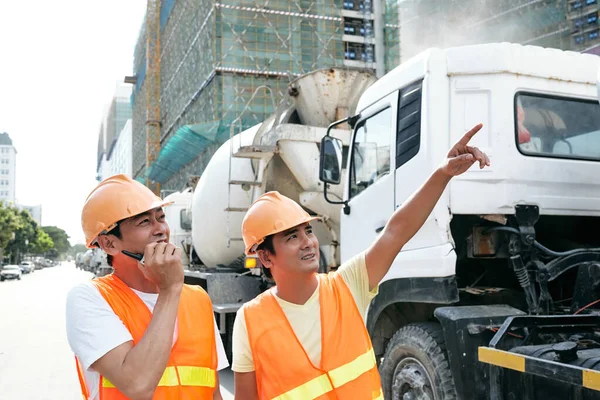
[113,257,158,293]
[274,273,318,305]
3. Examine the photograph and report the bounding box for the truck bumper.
[478,315,600,399]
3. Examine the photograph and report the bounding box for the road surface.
[0,262,234,399]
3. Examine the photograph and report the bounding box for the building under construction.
[131,0,397,191]
[130,0,600,191]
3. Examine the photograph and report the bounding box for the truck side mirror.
[180,209,192,230]
[319,136,343,185]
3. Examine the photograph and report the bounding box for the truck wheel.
[379,322,457,400]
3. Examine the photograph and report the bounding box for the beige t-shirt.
[232,251,378,372]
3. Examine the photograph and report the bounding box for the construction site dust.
[397,0,569,62]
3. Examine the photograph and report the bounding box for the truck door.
[340,93,397,263]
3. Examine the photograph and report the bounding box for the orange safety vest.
[244,272,383,400]
[75,274,217,400]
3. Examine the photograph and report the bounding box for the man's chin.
[301,260,320,273]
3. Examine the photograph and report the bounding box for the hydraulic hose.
[484,226,600,258]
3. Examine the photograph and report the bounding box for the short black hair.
[104,222,123,267]
[256,235,275,279]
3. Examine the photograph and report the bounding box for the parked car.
[1,265,21,281]
[19,261,34,274]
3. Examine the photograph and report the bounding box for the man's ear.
[257,249,273,268]
[97,235,120,256]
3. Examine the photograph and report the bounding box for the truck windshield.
[516,93,600,161]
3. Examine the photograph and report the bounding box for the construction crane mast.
[145,0,161,195]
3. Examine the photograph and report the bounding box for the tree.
[5,209,38,263]
[0,204,20,263]
[46,248,59,259]
[0,204,62,263]
[0,203,19,249]
[42,226,71,258]
[2,209,57,263]
[30,229,54,255]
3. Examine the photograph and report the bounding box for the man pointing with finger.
[232,124,490,399]
[66,174,228,399]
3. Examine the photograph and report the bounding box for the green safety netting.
[144,121,223,184]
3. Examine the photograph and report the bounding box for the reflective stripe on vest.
[246,272,383,399]
[272,374,332,400]
[102,365,216,389]
[87,275,217,399]
[272,348,380,400]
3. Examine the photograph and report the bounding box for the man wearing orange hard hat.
[66,174,228,400]
[232,124,490,399]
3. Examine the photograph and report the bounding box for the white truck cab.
[331,43,600,279]
[320,43,600,399]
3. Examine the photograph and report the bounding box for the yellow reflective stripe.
[177,366,216,388]
[156,366,180,387]
[583,369,600,391]
[478,347,525,372]
[272,374,333,400]
[328,347,377,388]
[271,348,379,399]
[102,366,216,389]
[102,377,116,388]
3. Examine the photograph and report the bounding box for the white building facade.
[97,119,133,182]
[107,120,133,178]
[96,83,133,182]
[0,132,17,204]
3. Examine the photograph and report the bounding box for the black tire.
[379,322,458,400]
[17,276,21,280]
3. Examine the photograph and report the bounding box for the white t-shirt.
[66,281,229,400]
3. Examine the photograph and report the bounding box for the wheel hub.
[392,357,434,400]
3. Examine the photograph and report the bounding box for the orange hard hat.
[242,191,320,255]
[81,174,172,248]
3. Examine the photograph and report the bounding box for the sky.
[0,0,147,245]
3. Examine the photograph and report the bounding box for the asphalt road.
[0,262,234,399]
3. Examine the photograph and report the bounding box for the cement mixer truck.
[166,43,600,399]
[163,67,376,360]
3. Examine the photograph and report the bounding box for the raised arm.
[365,124,490,290]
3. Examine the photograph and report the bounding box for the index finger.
[457,123,483,146]
[144,242,158,257]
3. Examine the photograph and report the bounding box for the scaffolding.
[130,0,577,188]
[131,0,395,187]
[384,0,401,72]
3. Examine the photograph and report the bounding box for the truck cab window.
[516,93,600,161]
[350,107,392,199]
